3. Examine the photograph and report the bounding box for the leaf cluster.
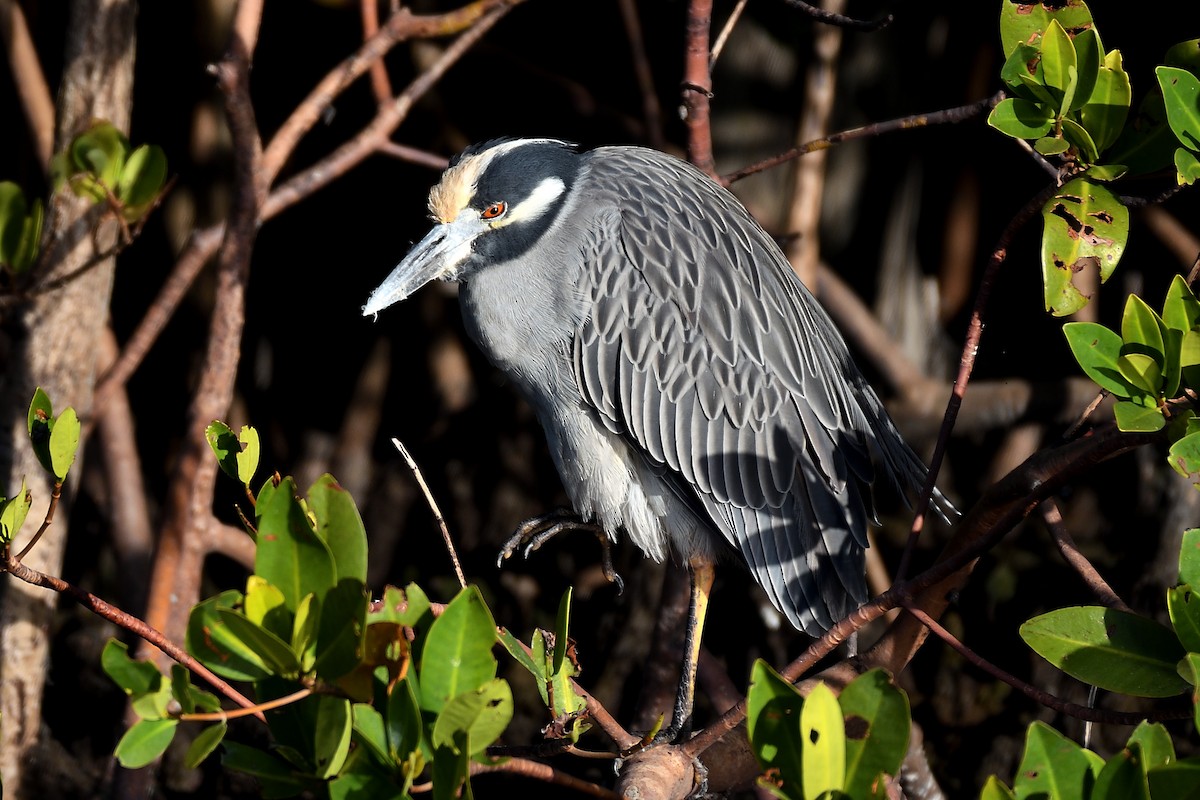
[50,120,168,222]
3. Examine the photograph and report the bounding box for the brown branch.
[2,558,263,721]
[723,91,1005,185]
[0,0,55,168]
[14,481,61,561]
[471,756,626,799]
[894,180,1062,583]
[360,0,394,105]
[1040,499,1132,613]
[777,0,895,31]
[900,601,1184,724]
[682,0,715,177]
[376,141,450,170]
[181,687,311,722]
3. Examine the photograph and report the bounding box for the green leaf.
[1063,322,1137,397]
[312,696,353,779]
[553,587,572,676]
[255,477,337,612]
[169,665,220,715]
[1041,177,1129,316]
[800,682,845,799]
[431,678,513,757]
[69,121,129,194]
[1085,163,1128,182]
[1020,607,1189,697]
[1148,757,1200,799]
[11,195,42,275]
[314,578,368,681]
[1170,433,1200,488]
[980,775,1017,800]
[102,639,161,696]
[292,592,319,673]
[1117,354,1162,396]
[1164,275,1200,332]
[116,144,167,215]
[998,1,1093,60]
[1062,118,1099,163]
[1179,529,1200,588]
[1035,136,1071,156]
[1068,27,1101,112]
[747,659,804,797]
[0,478,32,544]
[419,586,499,714]
[387,674,425,764]
[351,703,390,766]
[1158,66,1200,152]
[1176,148,1200,185]
[1112,401,1165,434]
[1108,93,1177,176]
[432,732,471,800]
[1122,295,1167,364]
[245,575,292,641]
[186,589,272,682]
[1168,586,1200,653]
[840,669,909,800]
[1093,744,1150,800]
[114,718,178,769]
[0,182,42,273]
[1165,40,1200,73]
[214,608,302,678]
[205,421,259,487]
[184,721,227,769]
[988,98,1054,139]
[1127,721,1174,771]
[1040,21,1077,114]
[47,407,79,481]
[307,474,368,584]
[1000,44,1056,107]
[221,741,312,799]
[1012,720,1100,800]
[498,626,545,688]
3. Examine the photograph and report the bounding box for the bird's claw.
[496,509,624,592]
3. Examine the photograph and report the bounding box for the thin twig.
[181,687,311,722]
[375,140,451,170]
[15,482,60,561]
[894,180,1062,583]
[392,438,466,589]
[1040,499,1132,612]
[471,756,626,799]
[2,557,264,721]
[1062,389,1109,441]
[618,0,664,150]
[709,0,748,67]
[360,0,394,104]
[777,0,895,31]
[900,601,1182,724]
[722,91,1005,185]
[0,0,55,168]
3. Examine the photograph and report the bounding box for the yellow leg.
[668,555,715,739]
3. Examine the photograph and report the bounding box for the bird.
[363,137,950,735]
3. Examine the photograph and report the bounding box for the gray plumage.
[364,138,947,638]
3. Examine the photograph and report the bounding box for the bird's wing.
[571,148,928,634]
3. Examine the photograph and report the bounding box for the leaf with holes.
[840,669,910,800]
[747,659,804,797]
[998,1,1093,61]
[801,682,845,799]
[1170,433,1200,490]
[1158,66,1200,153]
[1040,177,1128,316]
[431,678,513,758]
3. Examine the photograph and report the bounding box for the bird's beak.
[362,217,480,317]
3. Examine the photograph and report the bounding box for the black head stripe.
[473,140,580,210]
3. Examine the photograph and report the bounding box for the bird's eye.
[481,202,507,220]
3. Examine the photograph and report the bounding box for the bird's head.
[362,138,581,317]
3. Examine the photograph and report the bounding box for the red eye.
[481,201,507,220]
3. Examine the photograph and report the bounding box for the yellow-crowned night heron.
[364,138,948,733]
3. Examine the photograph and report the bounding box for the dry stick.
[722,91,1005,186]
[2,558,263,720]
[778,0,895,31]
[681,0,715,178]
[377,141,450,170]
[893,180,1063,585]
[681,424,1162,758]
[1040,499,1132,613]
[617,0,665,151]
[470,757,626,800]
[391,438,466,589]
[709,0,748,67]
[1062,388,1109,441]
[900,600,1185,725]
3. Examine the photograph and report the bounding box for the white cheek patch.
[494,177,566,228]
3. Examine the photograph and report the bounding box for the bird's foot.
[496,508,625,593]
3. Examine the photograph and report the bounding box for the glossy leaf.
[184,721,227,769]
[1062,118,1099,163]
[1107,94,1177,176]
[1035,136,1070,156]
[292,592,319,673]
[314,578,368,681]
[432,732,471,800]
[255,477,337,612]
[117,144,168,214]
[747,659,805,795]
[1170,433,1200,488]
[1041,178,1128,316]
[1040,21,1077,113]
[1063,322,1137,396]
[1093,744,1150,800]
[1158,66,1200,152]
[114,718,177,769]
[431,678,513,757]
[1176,148,1200,185]
[187,589,272,682]
[1117,354,1162,396]
[998,1,1093,60]
[0,478,32,544]
[498,626,544,689]
[205,421,259,487]
[419,586,498,714]
[307,474,368,584]
[351,703,390,766]
[1122,295,1167,364]
[980,775,1017,800]
[1168,585,1200,654]
[1068,27,1101,112]
[1021,606,1188,697]
[840,669,909,800]
[245,575,291,641]
[1114,400,1165,433]
[214,608,301,678]
[800,682,845,799]
[1013,721,1099,800]
[47,407,79,481]
[387,674,425,765]
[1180,528,1200,588]
[312,696,353,779]
[69,121,129,193]
[1127,721,1174,771]
[988,98,1054,139]
[102,639,161,697]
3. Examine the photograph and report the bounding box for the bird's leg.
[659,555,715,743]
[496,508,624,592]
